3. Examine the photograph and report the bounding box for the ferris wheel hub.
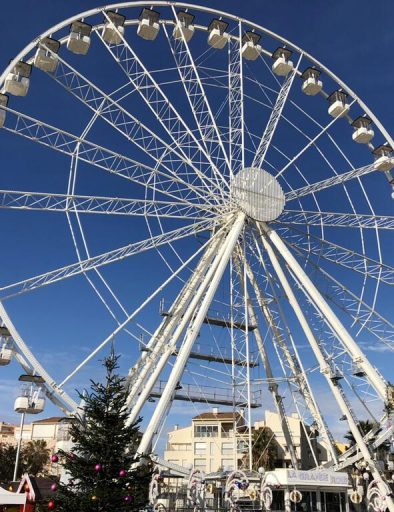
[230,167,285,221]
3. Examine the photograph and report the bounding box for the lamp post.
[13,411,25,481]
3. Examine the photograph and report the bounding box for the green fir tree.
[50,353,151,511]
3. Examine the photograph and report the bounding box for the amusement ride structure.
[0,2,393,510]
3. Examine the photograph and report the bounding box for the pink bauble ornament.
[124,495,132,503]
[119,469,127,477]
[51,455,59,463]
[50,483,57,492]
[48,500,56,510]
[94,463,102,472]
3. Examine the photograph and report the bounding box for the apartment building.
[164,409,329,472]
[164,409,248,473]
[0,421,16,444]
[13,416,68,452]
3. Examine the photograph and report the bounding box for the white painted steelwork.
[0,3,392,491]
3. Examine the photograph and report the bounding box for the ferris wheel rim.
[1,1,393,151]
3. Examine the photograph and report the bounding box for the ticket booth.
[265,468,350,512]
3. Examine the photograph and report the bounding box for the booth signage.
[287,470,349,486]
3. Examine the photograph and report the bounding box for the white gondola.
[4,61,31,97]
[102,11,126,45]
[352,364,366,377]
[0,94,8,128]
[0,344,12,365]
[272,47,293,76]
[34,37,60,73]
[327,90,350,118]
[137,8,160,41]
[301,67,322,96]
[14,385,45,414]
[207,19,229,49]
[241,32,262,61]
[173,11,195,42]
[0,324,12,365]
[329,367,343,382]
[67,21,92,55]
[373,144,394,172]
[351,116,374,144]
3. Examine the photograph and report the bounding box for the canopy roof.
[0,486,26,505]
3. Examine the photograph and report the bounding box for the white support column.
[125,230,225,409]
[127,225,234,426]
[260,226,394,512]
[261,223,387,401]
[136,213,245,457]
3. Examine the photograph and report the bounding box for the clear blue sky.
[0,0,393,455]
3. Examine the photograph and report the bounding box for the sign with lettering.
[265,469,349,488]
[287,470,349,486]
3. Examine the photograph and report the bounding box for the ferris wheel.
[0,1,393,504]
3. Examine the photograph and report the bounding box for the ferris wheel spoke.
[228,23,245,176]
[0,189,209,219]
[279,225,393,285]
[58,221,232,388]
[164,8,231,174]
[275,98,357,181]
[277,209,394,229]
[288,244,394,351]
[286,162,379,202]
[0,218,218,301]
[252,55,302,170]
[39,45,223,201]
[2,106,213,205]
[94,17,228,197]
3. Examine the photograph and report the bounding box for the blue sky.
[0,0,393,456]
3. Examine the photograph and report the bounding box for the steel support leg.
[261,223,387,401]
[260,225,394,512]
[125,229,225,412]
[136,213,245,457]
[127,223,236,426]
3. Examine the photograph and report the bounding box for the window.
[194,442,206,455]
[221,458,234,470]
[168,443,192,451]
[194,425,218,438]
[221,442,233,455]
[194,458,206,470]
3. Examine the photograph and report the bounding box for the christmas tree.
[48,352,151,512]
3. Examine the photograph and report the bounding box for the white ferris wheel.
[0,1,393,503]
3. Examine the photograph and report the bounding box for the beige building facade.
[0,421,16,444]
[164,409,329,472]
[164,410,248,473]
